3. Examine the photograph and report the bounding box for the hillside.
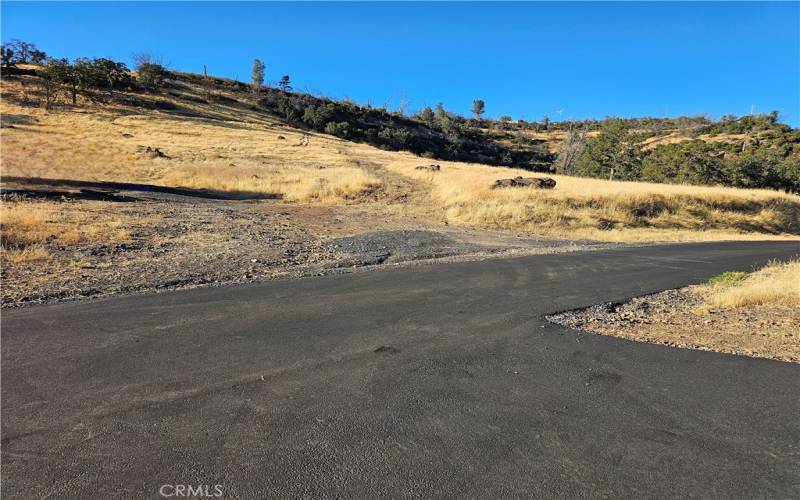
[1,64,799,305]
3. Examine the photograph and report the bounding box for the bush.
[136,63,170,91]
[325,121,349,138]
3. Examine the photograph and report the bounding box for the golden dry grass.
[2,77,799,242]
[700,260,800,309]
[385,158,800,241]
[0,200,132,261]
[158,162,382,203]
[1,80,384,204]
[2,244,50,263]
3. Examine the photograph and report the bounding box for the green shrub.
[325,121,349,138]
[708,271,746,287]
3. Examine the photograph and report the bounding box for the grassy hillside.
[1,67,799,247]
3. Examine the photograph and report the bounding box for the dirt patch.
[547,288,800,363]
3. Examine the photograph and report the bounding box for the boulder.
[492,176,556,189]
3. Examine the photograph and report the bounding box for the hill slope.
[2,68,799,305]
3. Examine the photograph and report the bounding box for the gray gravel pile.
[547,288,700,329]
[324,230,487,267]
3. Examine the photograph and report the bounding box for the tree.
[132,53,169,91]
[576,120,641,181]
[768,110,779,125]
[5,39,46,64]
[136,63,169,91]
[278,74,292,92]
[641,141,724,185]
[434,102,451,130]
[417,106,435,125]
[1,45,15,68]
[77,58,131,96]
[251,59,265,93]
[302,102,335,129]
[41,58,80,104]
[471,99,485,118]
[37,59,62,109]
[554,127,587,176]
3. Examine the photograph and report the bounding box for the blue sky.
[2,2,798,125]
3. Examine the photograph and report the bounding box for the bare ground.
[1,183,625,307]
[548,288,800,363]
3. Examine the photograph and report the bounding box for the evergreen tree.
[251,59,265,93]
[418,106,435,125]
[471,99,485,118]
[278,74,292,92]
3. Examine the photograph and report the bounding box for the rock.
[492,178,516,188]
[491,176,556,189]
[136,145,170,159]
[415,164,441,171]
[597,219,615,230]
[277,135,286,140]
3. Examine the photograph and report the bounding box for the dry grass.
[385,158,800,241]
[1,200,132,261]
[700,260,800,309]
[158,162,382,203]
[2,77,799,242]
[1,79,385,204]
[1,244,50,263]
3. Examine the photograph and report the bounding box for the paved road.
[3,241,799,499]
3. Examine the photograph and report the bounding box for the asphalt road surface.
[2,241,799,499]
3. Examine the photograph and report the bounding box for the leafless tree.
[554,125,587,176]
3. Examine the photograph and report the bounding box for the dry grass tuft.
[1,244,50,263]
[1,200,132,261]
[700,260,800,309]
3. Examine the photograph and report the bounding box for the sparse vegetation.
[706,271,746,287]
[1,199,132,265]
[701,260,800,309]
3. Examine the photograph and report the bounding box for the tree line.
[554,119,800,193]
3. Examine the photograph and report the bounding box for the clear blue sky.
[2,1,798,125]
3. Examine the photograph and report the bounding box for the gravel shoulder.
[548,288,800,363]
